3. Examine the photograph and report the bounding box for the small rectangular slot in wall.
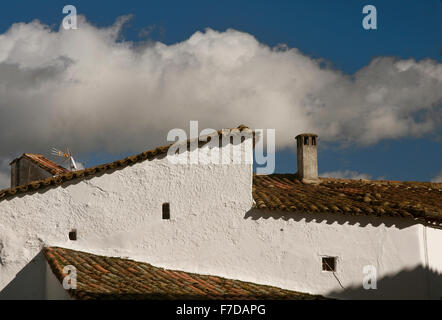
[162,203,170,220]
[322,256,336,272]
[69,229,77,241]
[312,137,316,145]
[304,136,309,145]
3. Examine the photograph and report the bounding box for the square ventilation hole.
[69,229,77,241]
[322,256,337,272]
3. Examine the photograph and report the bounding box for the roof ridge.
[0,125,253,202]
[9,153,69,176]
[254,173,442,187]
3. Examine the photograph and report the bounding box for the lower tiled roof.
[44,247,323,300]
[253,174,442,224]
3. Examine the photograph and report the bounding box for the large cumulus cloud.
[0,15,441,188]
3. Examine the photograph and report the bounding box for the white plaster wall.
[0,251,47,299]
[0,138,438,299]
[0,141,253,297]
[424,226,442,299]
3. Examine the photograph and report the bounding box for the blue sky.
[0,0,441,183]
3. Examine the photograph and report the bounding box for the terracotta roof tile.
[253,174,442,224]
[43,247,322,300]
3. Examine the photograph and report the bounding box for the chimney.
[295,133,319,184]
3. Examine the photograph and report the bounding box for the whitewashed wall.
[425,225,442,299]
[0,138,439,299]
[0,140,253,298]
[241,210,438,299]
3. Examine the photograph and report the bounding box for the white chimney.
[295,133,319,184]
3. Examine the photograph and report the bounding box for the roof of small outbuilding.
[0,125,252,202]
[10,153,69,175]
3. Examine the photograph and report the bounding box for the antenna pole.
[51,147,78,171]
[70,156,78,171]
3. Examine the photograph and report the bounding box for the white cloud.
[0,15,441,183]
[431,170,442,182]
[320,170,372,180]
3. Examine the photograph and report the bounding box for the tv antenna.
[51,147,78,171]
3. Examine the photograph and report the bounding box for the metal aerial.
[50,147,78,171]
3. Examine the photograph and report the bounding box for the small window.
[69,229,77,241]
[322,256,336,272]
[162,203,170,220]
[312,137,316,145]
[304,136,309,145]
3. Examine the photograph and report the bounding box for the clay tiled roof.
[43,247,323,300]
[11,153,69,175]
[0,125,252,202]
[253,174,442,224]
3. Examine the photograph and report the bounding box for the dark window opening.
[69,229,77,241]
[312,137,316,145]
[304,136,309,145]
[322,257,336,272]
[162,203,170,220]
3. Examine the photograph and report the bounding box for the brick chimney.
[295,133,319,184]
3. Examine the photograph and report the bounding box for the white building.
[0,126,441,299]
